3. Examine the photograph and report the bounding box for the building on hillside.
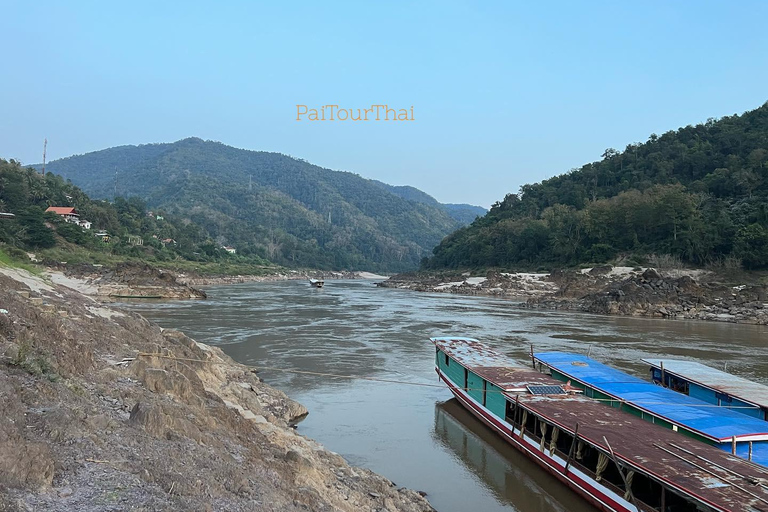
[95,231,110,242]
[127,235,144,246]
[45,206,93,230]
[0,213,15,220]
[45,206,80,223]
[161,238,176,246]
[222,246,236,254]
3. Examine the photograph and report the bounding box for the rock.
[588,265,612,276]
[642,268,662,280]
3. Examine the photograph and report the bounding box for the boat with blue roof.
[433,337,768,512]
[644,358,768,421]
[533,352,768,467]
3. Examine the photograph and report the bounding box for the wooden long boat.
[643,358,768,421]
[533,352,768,467]
[434,337,768,512]
[309,278,324,288]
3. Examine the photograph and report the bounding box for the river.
[122,279,768,512]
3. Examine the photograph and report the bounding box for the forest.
[0,159,272,270]
[424,102,768,270]
[42,138,484,272]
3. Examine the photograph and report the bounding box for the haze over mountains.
[42,138,485,272]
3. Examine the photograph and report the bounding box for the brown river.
[123,279,768,512]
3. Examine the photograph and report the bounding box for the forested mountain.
[0,158,269,267]
[42,138,479,272]
[425,102,768,270]
[370,181,486,224]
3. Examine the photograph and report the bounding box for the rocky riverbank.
[0,265,433,511]
[379,266,768,325]
[47,263,207,300]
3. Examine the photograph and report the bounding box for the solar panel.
[527,385,566,395]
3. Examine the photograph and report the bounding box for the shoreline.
[0,264,433,511]
[378,266,768,325]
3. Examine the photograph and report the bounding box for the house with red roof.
[45,206,92,229]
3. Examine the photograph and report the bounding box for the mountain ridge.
[41,138,485,272]
[424,102,768,270]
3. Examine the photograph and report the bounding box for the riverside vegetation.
[423,102,768,271]
[39,138,485,273]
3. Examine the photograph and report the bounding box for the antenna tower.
[42,138,47,175]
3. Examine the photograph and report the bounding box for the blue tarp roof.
[535,352,768,445]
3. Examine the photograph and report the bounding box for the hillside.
[370,181,486,224]
[42,138,481,272]
[0,159,274,275]
[425,102,768,270]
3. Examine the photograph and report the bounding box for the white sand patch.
[86,306,125,320]
[501,272,550,280]
[434,281,464,290]
[355,271,389,279]
[464,277,487,285]
[46,270,99,295]
[0,266,55,293]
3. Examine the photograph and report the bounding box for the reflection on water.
[433,399,591,512]
[122,279,768,512]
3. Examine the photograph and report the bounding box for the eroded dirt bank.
[50,262,387,297]
[0,267,433,511]
[379,266,768,324]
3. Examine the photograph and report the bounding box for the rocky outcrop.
[377,270,556,297]
[0,267,433,511]
[56,262,207,299]
[528,267,768,324]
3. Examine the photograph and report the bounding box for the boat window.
[630,472,662,510]
[482,380,487,406]
[664,487,698,512]
[445,353,450,367]
[505,400,516,424]
[524,411,537,436]
[464,368,468,389]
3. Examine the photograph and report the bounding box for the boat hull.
[436,367,635,512]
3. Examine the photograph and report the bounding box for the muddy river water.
[124,279,768,512]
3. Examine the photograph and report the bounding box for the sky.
[2,1,767,208]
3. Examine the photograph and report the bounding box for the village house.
[222,246,236,254]
[45,207,93,230]
[45,206,80,223]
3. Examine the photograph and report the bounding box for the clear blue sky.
[2,1,767,208]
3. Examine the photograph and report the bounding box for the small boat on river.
[644,358,768,421]
[309,278,324,288]
[434,337,768,512]
[534,352,768,467]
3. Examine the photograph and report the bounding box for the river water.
[123,279,768,512]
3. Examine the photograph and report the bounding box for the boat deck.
[535,352,768,444]
[644,358,768,411]
[433,338,768,512]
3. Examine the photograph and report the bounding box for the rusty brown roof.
[433,336,768,512]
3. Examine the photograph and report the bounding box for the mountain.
[425,102,768,270]
[41,138,482,272]
[370,181,486,224]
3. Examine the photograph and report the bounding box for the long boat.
[533,352,768,466]
[643,358,768,421]
[434,337,768,512]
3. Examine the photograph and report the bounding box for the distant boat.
[435,337,768,512]
[309,278,324,288]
